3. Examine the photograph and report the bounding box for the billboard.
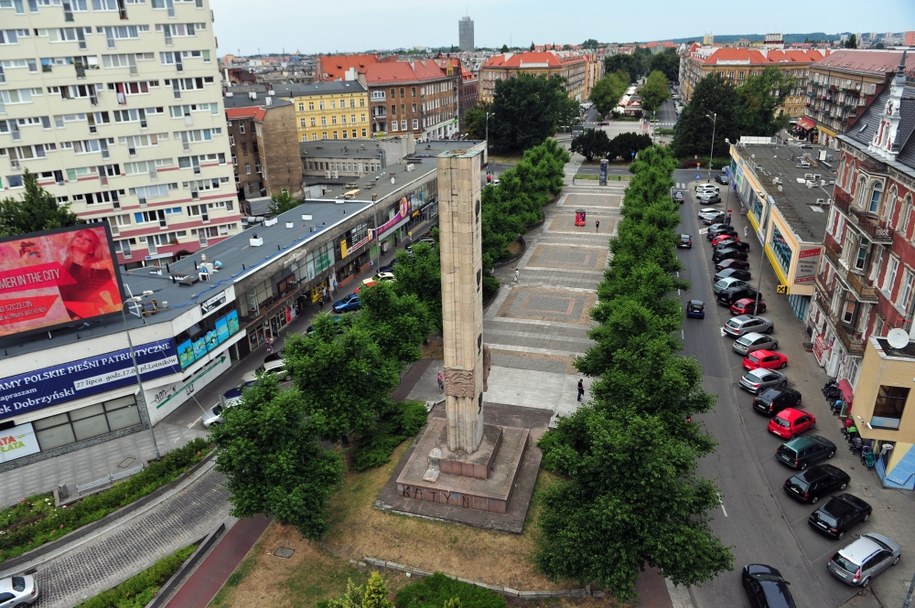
[0,338,181,420]
[176,309,239,369]
[0,224,124,338]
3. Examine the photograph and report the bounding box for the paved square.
[547,214,618,234]
[497,288,597,324]
[562,192,623,209]
[527,243,608,271]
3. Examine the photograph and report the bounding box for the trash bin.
[575,209,586,227]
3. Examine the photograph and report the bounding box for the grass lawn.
[210,439,627,607]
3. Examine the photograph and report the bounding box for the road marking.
[718,493,728,517]
[188,418,201,429]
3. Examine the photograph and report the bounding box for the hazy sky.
[209,0,914,56]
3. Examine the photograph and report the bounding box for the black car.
[378,259,398,274]
[809,493,872,539]
[714,240,750,253]
[776,435,838,470]
[717,286,759,306]
[672,190,685,203]
[677,234,692,248]
[714,268,752,283]
[753,387,802,416]
[713,248,750,264]
[716,258,751,272]
[715,173,731,185]
[741,564,796,608]
[783,464,849,503]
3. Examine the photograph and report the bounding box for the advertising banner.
[176,310,239,369]
[0,422,40,463]
[0,338,180,420]
[0,224,124,338]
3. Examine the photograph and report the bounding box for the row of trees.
[535,145,733,600]
[603,48,680,84]
[570,130,653,162]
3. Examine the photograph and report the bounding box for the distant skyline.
[210,0,914,56]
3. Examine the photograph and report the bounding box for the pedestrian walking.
[319,295,324,310]
[577,378,584,402]
[514,268,519,283]
[595,220,600,232]
[266,337,273,353]
[743,225,749,238]
[437,370,445,393]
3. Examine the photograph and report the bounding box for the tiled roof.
[363,60,448,84]
[482,51,586,69]
[273,81,367,97]
[318,54,379,80]
[815,49,915,79]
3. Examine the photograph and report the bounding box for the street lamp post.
[121,300,162,460]
[706,111,717,182]
[484,111,495,159]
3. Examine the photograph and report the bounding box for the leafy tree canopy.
[589,71,629,118]
[0,169,82,237]
[489,74,578,152]
[649,49,680,82]
[638,70,670,115]
[581,38,600,49]
[212,376,343,539]
[670,74,740,160]
[268,188,300,216]
[571,129,611,161]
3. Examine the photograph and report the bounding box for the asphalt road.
[674,177,861,608]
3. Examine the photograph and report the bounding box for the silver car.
[733,332,779,355]
[713,277,749,295]
[723,315,774,338]
[827,532,901,587]
[739,368,787,394]
[0,574,38,607]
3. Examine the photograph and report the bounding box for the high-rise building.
[0,0,241,268]
[459,15,474,52]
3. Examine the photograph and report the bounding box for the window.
[883,256,899,295]
[854,242,867,271]
[869,181,883,214]
[244,163,250,175]
[898,269,915,312]
[238,124,245,134]
[872,385,907,430]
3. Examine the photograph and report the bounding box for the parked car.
[263,348,285,364]
[739,368,787,394]
[711,233,739,247]
[714,240,750,253]
[783,464,850,503]
[717,285,758,306]
[768,408,815,439]
[827,533,901,587]
[697,193,722,204]
[241,358,288,384]
[677,234,693,248]
[333,292,361,313]
[753,387,802,416]
[202,390,244,428]
[698,207,723,222]
[724,314,773,337]
[713,248,750,265]
[715,268,752,283]
[744,349,788,370]
[672,190,685,203]
[362,271,395,287]
[716,258,751,272]
[708,223,737,238]
[731,297,768,315]
[686,299,705,319]
[0,574,38,608]
[703,213,727,225]
[714,277,750,295]
[775,435,837,469]
[696,183,720,194]
[378,258,398,274]
[716,173,731,185]
[741,564,796,608]
[809,494,873,539]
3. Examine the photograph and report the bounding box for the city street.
[673,172,890,608]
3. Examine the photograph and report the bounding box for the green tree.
[649,49,680,82]
[670,74,740,160]
[354,281,431,365]
[283,327,400,441]
[571,129,611,161]
[638,70,670,115]
[489,74,578,152]
[500,44,509,53]
[461,106,487,139]
[606,132,653,163]
[589,71,629,117]
[392,242,443,330]
[267,188,300,215]
[736,67,794,135]
[0,169,82,237]
[212,376,343,539]
[581,38,599,49]
[844,34,858,48]
[324,572,394,608]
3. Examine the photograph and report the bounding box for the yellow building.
[279,81,371,143]
[852,336,915,490]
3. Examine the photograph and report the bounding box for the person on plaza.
[514,268,519,283]
[577,379,584,402]
[266,336,274,353]
[595,220,600,232]
[744,225,749,238]
[437,370,444,392]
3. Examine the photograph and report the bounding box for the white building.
[0,0,242,268]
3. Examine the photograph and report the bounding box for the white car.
[697,191,722,204]
[698,207,721,219]
[240,358,288,384]
[696,183,720,194]
[202,392,243,428]
[0,574,38,607]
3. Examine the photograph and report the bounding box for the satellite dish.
[887,328,908,349]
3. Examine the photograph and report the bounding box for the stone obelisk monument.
[438,145,486,453]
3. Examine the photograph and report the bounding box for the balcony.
[833,321,866,355]
[822,245,879,303]
[831,189,893,244]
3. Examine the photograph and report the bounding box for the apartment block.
[277,81,370,143]
[0,0,241,267]
[478,51,588,104]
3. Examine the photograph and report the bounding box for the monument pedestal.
[396,418,528,515]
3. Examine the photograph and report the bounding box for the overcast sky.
[209,0,914,56]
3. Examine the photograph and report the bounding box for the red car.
[731,297,767,315]
[768,408,816,439]
[743,349,788,371]
[711,234,739,247]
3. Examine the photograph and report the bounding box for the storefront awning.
[838,378,854,405]
[797,117,816,131]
